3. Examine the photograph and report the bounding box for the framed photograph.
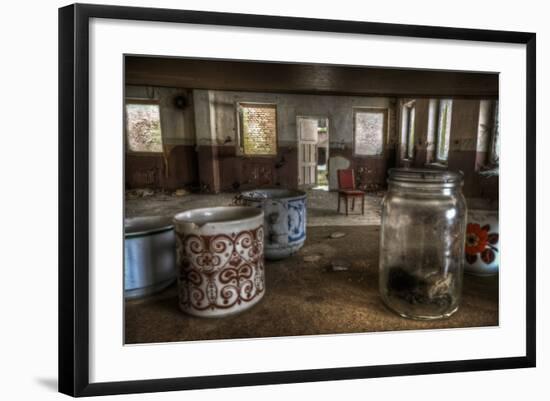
[58,3,536,397]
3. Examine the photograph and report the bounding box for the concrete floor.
[125,188,383,226]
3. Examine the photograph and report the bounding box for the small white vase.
[174,206,265,317]
[464,209,499,276]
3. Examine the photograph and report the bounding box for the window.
[353,108,387,156]
[490,101,500,165]
[125,101,163,153]
[238,103,278,156]
[435,99,453,162]
[402,101,416,159]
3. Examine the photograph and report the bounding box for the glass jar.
[379,168,467,320]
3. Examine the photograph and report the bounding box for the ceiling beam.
[125,56,498,98]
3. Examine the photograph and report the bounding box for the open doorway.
[297,116,329,190]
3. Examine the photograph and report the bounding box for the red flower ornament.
[465,223,499,265]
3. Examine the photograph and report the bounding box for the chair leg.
[362,195,365,215]
[345,195,349,216]
[352,197,355,211]
[337,195,340,213]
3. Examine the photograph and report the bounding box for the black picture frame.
[59,3,536,397]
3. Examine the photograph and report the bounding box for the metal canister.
[124,216,177,299]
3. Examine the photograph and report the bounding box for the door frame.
[296,115,330,188]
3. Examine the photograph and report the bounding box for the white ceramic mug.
[174,206,265,317]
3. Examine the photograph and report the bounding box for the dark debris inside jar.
[386,267,455,307]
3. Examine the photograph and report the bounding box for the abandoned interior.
[124,57,499,344]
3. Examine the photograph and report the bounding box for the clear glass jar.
[379,168,467,320]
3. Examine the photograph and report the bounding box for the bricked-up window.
[238,103,278,156]
[353,108,387,156]
[125,101,163,153]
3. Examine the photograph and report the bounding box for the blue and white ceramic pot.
[465,209,499,276]
[240,189,307,260]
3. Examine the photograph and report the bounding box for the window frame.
[434,98,453,164]
[124,98,164,155]
[236,102,279,157]
[401,100,416,161]
[352,107,388,158]
[489,100,500,166]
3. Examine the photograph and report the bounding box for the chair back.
[337,169,355,190]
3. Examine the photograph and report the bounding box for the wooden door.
[297,117,318,187]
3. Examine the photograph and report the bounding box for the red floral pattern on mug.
[465,223,499,265]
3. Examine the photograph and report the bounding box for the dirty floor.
[125,225,498,344]
[125,188,383,226]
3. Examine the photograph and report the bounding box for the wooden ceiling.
[125,56,498,98]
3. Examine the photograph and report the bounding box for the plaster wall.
[194,90,392,146]
[193,90,397,192]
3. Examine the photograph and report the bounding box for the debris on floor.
[330,259,351,271]
[329,231,347,239]
[299,243,338,261]
[126,188,155,199]
[174,188,189,196]
[303,254,322,263]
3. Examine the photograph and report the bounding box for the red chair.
[337,169,365,216]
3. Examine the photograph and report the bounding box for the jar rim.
[388,168,463,184]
